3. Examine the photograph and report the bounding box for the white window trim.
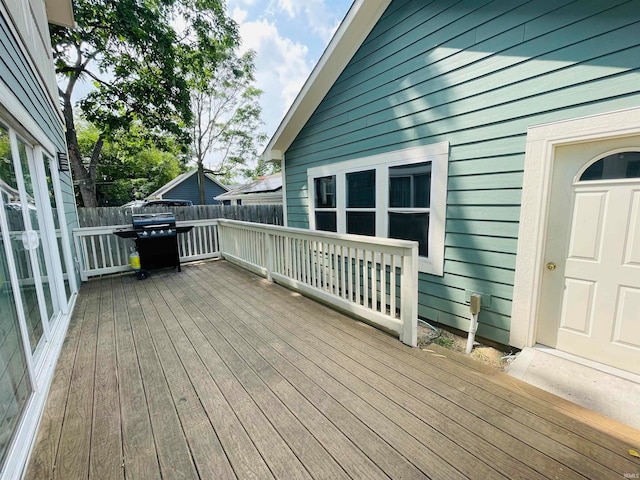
[307,142,449,275]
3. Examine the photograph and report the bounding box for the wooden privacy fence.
[77,204,283,227]
[72,218,419,346]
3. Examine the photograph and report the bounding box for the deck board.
[90,278,122,480]
[114,273,161,480]
[25,260,640,480]
[54,278,100,480]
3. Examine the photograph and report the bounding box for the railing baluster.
[312,241,316,286]
[106,236,114,267]
[340,245,346,299]
[293,238,299,280]
[390,255,397,318]
[363,250,369,308]
[97,236,106,268]
[90,236,99,271]
[304,240,310,285]
[354,248,360,305]
[346,246,352,301]
[326,243,333,293]
[380,253,386,314]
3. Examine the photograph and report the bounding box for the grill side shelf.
[114,230,137,239]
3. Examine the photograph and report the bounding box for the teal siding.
[1,12,79,283]
[0,15,65,152]
[284,0,640,344]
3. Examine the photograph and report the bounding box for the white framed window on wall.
[307,142,449,275]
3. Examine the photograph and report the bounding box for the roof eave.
[215,190,283,201]
[261,0,391,162]
[45,0,75,28]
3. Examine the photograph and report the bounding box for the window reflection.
[580,151,640,181]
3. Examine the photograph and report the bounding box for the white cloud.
[231,6,248,24]
[236,17,312,136]
[277,0,299,18]
[276,0,341,42]
[228,0,257,7]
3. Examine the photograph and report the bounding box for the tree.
[241,156,281,180]
[190,50,267,203]
[75,120,185,205]
[51,0,238,207]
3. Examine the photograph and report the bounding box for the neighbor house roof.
[261,0,391,162]
[146,169,228,199]
[215,173,282,201]
[45,0,75,27]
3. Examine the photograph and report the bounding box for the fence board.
[77,205,283,227]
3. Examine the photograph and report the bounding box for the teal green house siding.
[284,0,640,344]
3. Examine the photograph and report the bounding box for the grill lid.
[132,212,176,230]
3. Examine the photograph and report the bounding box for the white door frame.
[511,105,640,348]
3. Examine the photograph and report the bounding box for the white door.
[538,140,640,375]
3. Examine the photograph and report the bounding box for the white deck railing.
[72,219,220,281]
[72,218,418,346]
[217,219,418,346]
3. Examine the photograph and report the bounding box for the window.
[346,169,375,236]
[313,175,337,231]
[388,162,430,256]
[307,142,449,275]
[579,151,640,181]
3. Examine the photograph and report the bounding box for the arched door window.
[579,151,640,181]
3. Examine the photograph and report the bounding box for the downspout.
[466,294,481,354]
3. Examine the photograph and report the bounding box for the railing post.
[400,244,418,347]
[265,232,275,282]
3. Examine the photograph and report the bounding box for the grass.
[432,335,454,349]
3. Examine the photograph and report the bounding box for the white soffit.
[45,0,75,28]
[262,0,392,162]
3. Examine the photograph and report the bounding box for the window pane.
[315,211,337,232]
[389,177,410,207]
[389,162,431,208]
[314,176,336,208]
[0,125,32,468]
[580,151,640,181]
[389,212,429,256]
[347,170,375,208]
[413,173,431,208]
[346,211,375,236]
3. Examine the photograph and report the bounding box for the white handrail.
[217,219,418,346]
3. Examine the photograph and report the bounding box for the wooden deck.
[25,260,640,480]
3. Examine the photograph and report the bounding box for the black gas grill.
[115,213,192,279]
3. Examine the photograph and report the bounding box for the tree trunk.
[197,161,205,205]
[62,91,98,207]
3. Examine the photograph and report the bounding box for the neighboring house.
[262,0,640,376]
[0,0,80,478]
[146,169,228,205]
[215,172,283,205]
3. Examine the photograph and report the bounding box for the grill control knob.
[151,230,156,236]
[159,229,164,234]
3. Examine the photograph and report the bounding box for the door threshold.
[533,344,640,384]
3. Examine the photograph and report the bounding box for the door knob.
[546,262,557,271]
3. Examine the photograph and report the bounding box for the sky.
[226,0,354,151]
